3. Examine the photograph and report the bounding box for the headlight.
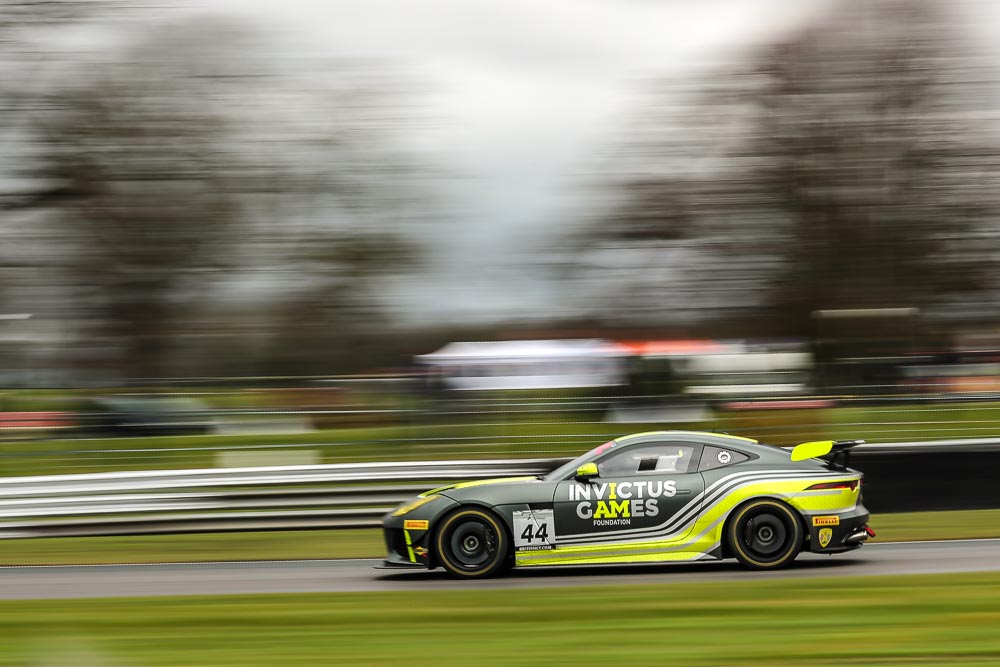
[390,494,441,517]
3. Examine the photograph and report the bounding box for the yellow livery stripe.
[517,473,859,567]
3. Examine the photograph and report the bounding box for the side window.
[598,444,698,477]
[699,446,750,471]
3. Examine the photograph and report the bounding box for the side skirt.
[515,547,722,568]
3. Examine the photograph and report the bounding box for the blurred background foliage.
[4,6,1000,664]
[1,3,431,382]
[1,0,1000,460]
[569,0,1000,336]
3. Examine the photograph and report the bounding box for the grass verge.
[5,399,1000,477]
[0,529,382,565]
[2,509,998,566]
[0,421,664,477]
[2,573,1000,665]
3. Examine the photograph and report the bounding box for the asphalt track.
[2,538,999,600]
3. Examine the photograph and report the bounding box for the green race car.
[381,430,873,578]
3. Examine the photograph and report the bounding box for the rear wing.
[790,439,865,470]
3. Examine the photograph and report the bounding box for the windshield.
[543,440,617,481]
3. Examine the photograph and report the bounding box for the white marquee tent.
[417,339,627,391]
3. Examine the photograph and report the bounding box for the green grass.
[6,399,1000,478]
[3,394,1000,477]
[719,400,1000,445]
[824,401,1000,443]
[0,529,383,565]
[0,421,669,477]
[873,509,1000,543]
[2,509,998,566]
[2,573,1000,665]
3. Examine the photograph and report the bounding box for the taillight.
[806,480,860,491]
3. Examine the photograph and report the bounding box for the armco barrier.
[0,458,562,539]
[0,439,997,539]
[849,438,1000,513]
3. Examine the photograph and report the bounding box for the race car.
[381,430,873,578]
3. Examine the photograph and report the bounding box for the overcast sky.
[39,0,942,327]
[191,0,844,323]
[13,0,1000,324]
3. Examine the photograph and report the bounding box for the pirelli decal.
[404,520,429,530]
[813,515,840,526]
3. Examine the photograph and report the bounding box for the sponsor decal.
[414,546,428,557]
[404,520,429,530]
[403,529,415,562]
[717,450,732,465]
[813,515,840,526]
[569,481,676,526]
[818,528,833,548]
[513,509,555,551]
[592,442,617,456]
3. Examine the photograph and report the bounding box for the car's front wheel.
[435,508,510,578]
[727,499,803,570]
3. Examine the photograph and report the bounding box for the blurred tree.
[19,19,427,379]
[241,68,431,376]
[571,0,1000,334]
[0,1,116,32]
[260,233,420,376]
[0,1,153,380]
[24,22,247,378]
[1,1,144,205]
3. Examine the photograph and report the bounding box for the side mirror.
[575,462,598,481]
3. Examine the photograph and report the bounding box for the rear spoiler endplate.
[790,439,866,470]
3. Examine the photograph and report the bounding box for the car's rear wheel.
[727,499,803,570]
[435,508,511,578]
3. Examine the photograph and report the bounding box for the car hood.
[420,476,538,498]
[422,475,559,506]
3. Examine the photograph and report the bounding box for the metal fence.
[8,389,1000,477]
[0,458,561,539]
[3,438,1000,540]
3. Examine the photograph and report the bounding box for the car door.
[552,441,705,545]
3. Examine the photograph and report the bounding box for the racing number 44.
[513,508,555,550]
[521,522,548,542]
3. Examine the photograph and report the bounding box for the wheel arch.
[720,495,807,559]
[430,503,514,573]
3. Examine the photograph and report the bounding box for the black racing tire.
[726,499,803,570]
[435,507,511,579]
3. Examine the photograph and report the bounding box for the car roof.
[613,430,760,449]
